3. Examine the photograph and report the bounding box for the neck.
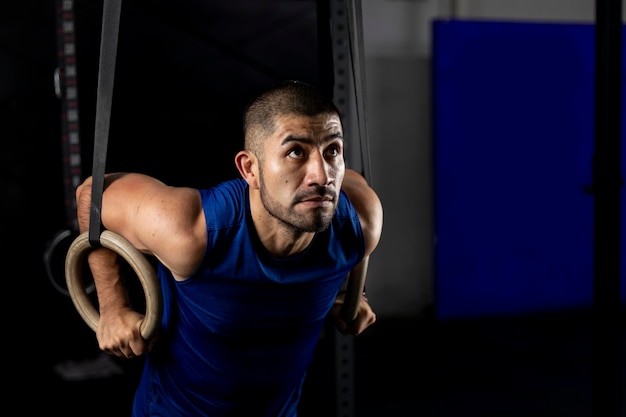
[249,193,315,257]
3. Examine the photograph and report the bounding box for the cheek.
[333,164,345,182]
[265,161,298,184]
[262,167,292,195]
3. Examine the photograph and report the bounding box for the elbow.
[75,177,94,233]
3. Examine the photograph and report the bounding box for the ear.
[234,150,260,189]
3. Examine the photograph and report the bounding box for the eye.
[325,144,342,157]
[287,146,305,159]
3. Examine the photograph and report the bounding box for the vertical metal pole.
[593,1,622,416]
[330,1,356,416]
[55,0,83,231]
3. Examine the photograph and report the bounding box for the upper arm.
[80,173,206,279]
[341,169,383,257]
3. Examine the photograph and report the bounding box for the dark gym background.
[3,1,419,416]
[4,1,626,417]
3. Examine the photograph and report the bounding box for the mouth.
[298,195,335,208]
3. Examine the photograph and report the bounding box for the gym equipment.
[64,0,162,340]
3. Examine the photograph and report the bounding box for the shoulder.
[199,179,248,220]
[206,178,248,198]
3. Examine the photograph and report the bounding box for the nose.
[306,151,332,186]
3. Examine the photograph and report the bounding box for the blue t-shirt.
[132,178,365,417]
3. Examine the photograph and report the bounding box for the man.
[75,80,383,416]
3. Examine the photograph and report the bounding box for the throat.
[260,230,315,258]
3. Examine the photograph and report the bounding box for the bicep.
[342,171,383,256]
[356,188,383,257]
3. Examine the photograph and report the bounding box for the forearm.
[87,248,131,312]
[76,174,131,313]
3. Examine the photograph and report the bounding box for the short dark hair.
[243,80,342,156]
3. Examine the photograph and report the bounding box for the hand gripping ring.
[65,230,162,341]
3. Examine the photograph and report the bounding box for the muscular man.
[75,80,383,416]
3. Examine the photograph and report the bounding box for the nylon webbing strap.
[89,0,122,247]
[346,0,372,184]
[340,0,371,325]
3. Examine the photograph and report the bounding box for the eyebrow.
[280,132,344,146]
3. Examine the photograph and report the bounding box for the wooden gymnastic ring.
[44,228,95,297]
[341,256,369,322]
[65,230,162,341]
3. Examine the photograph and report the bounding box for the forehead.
[271,113,343,141]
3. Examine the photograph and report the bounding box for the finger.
[124,344,139,358]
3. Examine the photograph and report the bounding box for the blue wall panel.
[433,20,624,319]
